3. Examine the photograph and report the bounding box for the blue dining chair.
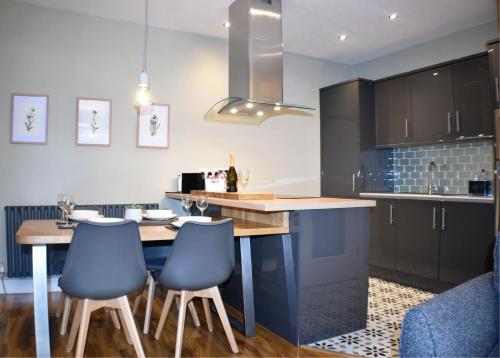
[59,221,148,357]
[154,218,238,358]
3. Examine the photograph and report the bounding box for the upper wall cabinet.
[410,66,455,143]
[375,53,494,148]
[487,40,499,108]
[452,55,494,138]
[374,76,412,146]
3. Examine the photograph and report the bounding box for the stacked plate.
[143,209,176,221]
[68,210,101,222]
[88,217,124,223]
[171,216,211,228]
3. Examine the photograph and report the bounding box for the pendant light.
[135,0,152,108]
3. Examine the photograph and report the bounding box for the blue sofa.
[400,236,499,357]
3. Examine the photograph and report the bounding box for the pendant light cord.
[142,0,149,73]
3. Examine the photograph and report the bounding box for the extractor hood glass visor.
[204,97,314,125]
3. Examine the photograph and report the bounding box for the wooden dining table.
[16,218,289,357]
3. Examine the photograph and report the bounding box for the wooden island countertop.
[165,192,376,212]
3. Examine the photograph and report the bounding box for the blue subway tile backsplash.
[360,140,494,195]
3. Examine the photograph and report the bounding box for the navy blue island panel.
[221,207,370,345]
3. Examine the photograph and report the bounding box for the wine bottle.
[226,153,238,192]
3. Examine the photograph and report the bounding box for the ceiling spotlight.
[274,106,281,111]
[229,108,238,114]
[338,34,348,41]
[388,12,399,21]
[246,102,254,109]
[256,111,264,117]
[223,21,230,28]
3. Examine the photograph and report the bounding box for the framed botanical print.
[137,103,170,149]
[10,94,49,144]
[76,97,112,146]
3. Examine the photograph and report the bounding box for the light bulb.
[246,102,254,109]
[230,108,238,114]
[257,111,264,117]
[136,86,152,107]
[274,106,281,111]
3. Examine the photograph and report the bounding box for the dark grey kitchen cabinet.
[395,200,441,279]
[369,199,397,269]
[320,79,374,197]
[487,40,499,108]
[439,202,495,284]
[375,76,412,147]
[452,55,494,138]
[411,66,455,143]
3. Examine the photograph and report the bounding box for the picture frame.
[10,94,49,144]
[137,103,170,149]
[76,97,112,146]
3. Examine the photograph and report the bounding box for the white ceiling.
[15,0,497,64]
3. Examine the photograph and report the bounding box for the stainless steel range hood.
[204,0,314,125]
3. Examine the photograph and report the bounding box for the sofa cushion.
[400,272,498,357]
[494,234,499,296]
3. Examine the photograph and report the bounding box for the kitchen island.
[166,193,376,345]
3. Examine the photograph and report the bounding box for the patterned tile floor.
[310,277,434,357]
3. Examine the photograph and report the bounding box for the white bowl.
[87,217,124,224]
[70,210,99,219]
[177,216,212,225]
[145,209,173,218]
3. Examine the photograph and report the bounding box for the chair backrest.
[157,218,235,291]
[59,221,147,300]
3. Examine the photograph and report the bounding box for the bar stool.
[59,221,148,357]
[154,219,238,358]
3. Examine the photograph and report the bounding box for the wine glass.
[181,196,193,216]
[238,169,250,192]
[196,197,208,216]
[57,193,68,224]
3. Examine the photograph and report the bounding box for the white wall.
[0,0,355,269]
[355,21,498,80]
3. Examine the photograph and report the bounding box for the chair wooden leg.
[117,301,133,345]
[66,299,83,352]
[55,292,65,318]
[132,293,142,316]
[143,276,156,334]
[75,299,91,358]
[60,295,72,335]
[117,296,145,358]
[109,309,121,330]
[188,301,201,327]
[174,291,188,358]
[176,294,200,327]
[154,290,175,340]
[202,297,214,332]
[210,287,238,353]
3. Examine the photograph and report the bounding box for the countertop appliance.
[469,179,492,196]
[181,173,205,194]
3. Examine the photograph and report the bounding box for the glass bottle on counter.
[226,153,238,192]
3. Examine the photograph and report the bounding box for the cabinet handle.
[441,207,446,230]
[447,113,452,134]
[495,77,499,102]
[455,111,460,133]
[389,204,395,225]
[352,173,356,193]
[432,207,437,229]
[404,118,409,138]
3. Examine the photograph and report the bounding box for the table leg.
[239,236,256,337]
[32,244,51,357]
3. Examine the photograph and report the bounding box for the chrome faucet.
[427,161,438,194]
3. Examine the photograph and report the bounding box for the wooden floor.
[0,290,345,357]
